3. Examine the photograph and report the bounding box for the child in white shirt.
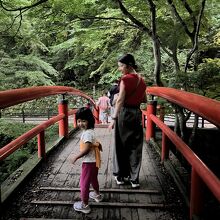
[71,107,102,214]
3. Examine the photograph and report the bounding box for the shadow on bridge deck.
[1,127,187,220]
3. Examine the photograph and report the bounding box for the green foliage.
[194,59,220,99]
[0,119,36,182]
[50,23,141,87]
[0,119,59,183]
[0,119,36,149]
[0,0,219,97]
[168,58,220,100]
[0,54,58,90]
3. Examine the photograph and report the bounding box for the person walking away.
[108,80,120,117]
[109,53,147,188]
[71,107,103,214]
[111,91,120,176]
[108,81,120,176]
[97,92,110,124]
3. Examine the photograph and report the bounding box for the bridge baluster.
[38,131,46,159]
[146,100,157,141]
[58,98,69,138]
[190,168,205,219]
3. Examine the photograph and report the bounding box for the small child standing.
[96,92,110,124]
[71,107,102,214]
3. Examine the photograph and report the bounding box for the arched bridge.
[0,86,219,220]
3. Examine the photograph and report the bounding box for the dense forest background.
[0,0,219,99]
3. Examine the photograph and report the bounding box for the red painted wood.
[147,87,220,127]
[146,101,157,141]
[58,100,69,138]
[150,114,220,203]
[68,109,77,128]
[1,85,219,219]
[0,86,97,161]
[38,131,46,159]
[93,107,100,124]
[0,114,64,161]
[190,168,205,219]
[0,86,96,109]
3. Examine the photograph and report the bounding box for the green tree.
[0,0,219,94]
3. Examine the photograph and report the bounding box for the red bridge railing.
[1,86,219,219]
[144,86,220,220]
[0,86,98,162]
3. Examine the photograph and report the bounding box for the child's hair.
[75,107,95,129]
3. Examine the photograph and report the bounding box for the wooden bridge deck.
[1,127,187,220]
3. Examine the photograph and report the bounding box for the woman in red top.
[110,54,147,188]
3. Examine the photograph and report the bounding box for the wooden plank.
[31,200,166,208]
[120,193,131,220]
[1,127,187,220]
[20,219,73,220]
[39,186,160,194]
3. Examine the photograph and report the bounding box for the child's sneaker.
[73,201,91,214]
[89,191,103,202]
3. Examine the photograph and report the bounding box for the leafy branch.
[185,0,206,72]
[167,0,206,73]
[114,0,163,85]
[115,0,150,34]
[68,15,139,29]
[0,0,48,12]
[180,0,197,29]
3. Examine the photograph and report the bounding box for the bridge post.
[146,100,157,141]
[38,131,46,159]
[58,97,69,138]
[190,168,205,220]
[22,108,25,123]
[73,113,77,128]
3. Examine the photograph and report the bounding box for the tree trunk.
[172,48,180,73]
[189,114,199,147]
[152,36,163,86]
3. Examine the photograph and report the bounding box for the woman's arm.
[112,80,126,119]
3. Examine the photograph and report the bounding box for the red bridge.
[0,86,219,220]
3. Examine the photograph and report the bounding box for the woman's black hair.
[118,53,138,70]
[75,107,95,129]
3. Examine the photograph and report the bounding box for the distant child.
[96,92,110,124]
[71,107,102,214]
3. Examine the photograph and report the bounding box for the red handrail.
[150,114,220,200]
[0,114,64,161]
[0,86,97,162]
[0,86,99,204]
[147,87,220,127]
[146,86,220,219]
[0,86,96,109]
